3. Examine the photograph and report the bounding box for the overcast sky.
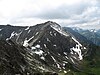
[0,0,100,29]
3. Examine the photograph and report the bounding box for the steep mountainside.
[63,27,93,45]
[0,40,29,75]
[0,21,98,75]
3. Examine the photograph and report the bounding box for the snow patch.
[41,56,45,60]
[84,47,86,49]
[72,37,82,46]
[94,30,97,33]
[50,24,69,37]
[28,30,31,33]
[70,51,74,54]
[58,53,60,55]
[16,31,23,42]
[23,36,37,47]
[64,52,67,55]
[29,36,34,41]
[70,58,75,64]
[50,31,53,36]
[35,44,40,48]
[51,56,61,69]
[64,71,67,73]
[47,38,50,42]
[25,26,30,30]
[70,44,83,60]
[27,57,33,61]
[35,32,39,35]
[63,63,66,67]
[0,29,2,31]
[72,56,77,59]
[65,56,68,59]
[39,66,46,71]
[71,37,84,60]
[63,61,68,64]
[64,69,70,73]
[31,46,36,49]
[56,63,61,69]
[23,40,29,47]
[33,50,44,56]
[51,56,56,62]
[44,44,47,48]
[54,33,57,36]
[53,44,56,47]
[9,32,15,39]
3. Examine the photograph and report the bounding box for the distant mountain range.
[0,21,100,75]
[66,27,100,46]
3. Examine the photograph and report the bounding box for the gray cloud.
[28,0,100,29]
[34,2,91,19]
[0,0,99,29]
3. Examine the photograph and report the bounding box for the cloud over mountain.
[0,0,100,29]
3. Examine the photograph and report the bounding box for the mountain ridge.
[0,21,98,75]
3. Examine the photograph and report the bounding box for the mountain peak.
[45,21,57,24]
[44,21,60,26]
[44,21,61,30]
